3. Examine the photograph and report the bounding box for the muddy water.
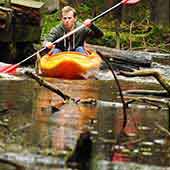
[0,77,170,170]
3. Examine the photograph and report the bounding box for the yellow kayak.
[39,50,101,79]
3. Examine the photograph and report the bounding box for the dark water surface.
[0,77,170,170]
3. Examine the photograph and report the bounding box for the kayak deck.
[39,50,101,79]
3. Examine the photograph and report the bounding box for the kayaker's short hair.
[61,6,77,17]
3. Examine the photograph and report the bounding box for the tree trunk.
[149,0,170,25]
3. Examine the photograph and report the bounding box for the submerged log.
[123,96,169,107]
[123,89,168,97]
[0,158,24,170]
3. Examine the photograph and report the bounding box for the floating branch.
[25,71,97,105]
[25,71,71,101]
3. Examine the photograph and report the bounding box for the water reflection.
[0,78,170,169]
[32,79,99,153]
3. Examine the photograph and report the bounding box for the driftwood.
[123,96,169,109]
[87,43,170,62]
[155,123,170,136]
[25,71,71,101]
[86,44,152,68]
[25,71,97,104]
[119,69,170,105]
[123,90,168,97]
[119,69,170,130]
[103,61,137,72]
[120,69,170,96]
[0,158,24,170]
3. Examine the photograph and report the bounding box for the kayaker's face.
[62,11,77,31]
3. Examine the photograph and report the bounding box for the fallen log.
[100,61,137,72]
[86,44,152,68]
[119,69,170,96]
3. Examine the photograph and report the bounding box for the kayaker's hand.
[44,41,55,49]
[83,19,92,28]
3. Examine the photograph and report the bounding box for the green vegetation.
[41,12,60,39]
[41,2,170,53]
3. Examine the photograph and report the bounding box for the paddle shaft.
[53,1,124,42]
[3,47,46,73]
[91,1,123,22]
[50,1,124,44]
[3,0,125,73]
[3,25,86,73]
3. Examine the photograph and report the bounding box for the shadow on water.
[0,78,170,170]
[66,130,93,170]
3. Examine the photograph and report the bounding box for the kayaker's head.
[61,6,77,32]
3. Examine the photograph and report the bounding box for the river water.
[0,72,170,170]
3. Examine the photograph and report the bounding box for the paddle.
[2,0,140,74]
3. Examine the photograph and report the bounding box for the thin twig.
[155,122,170,136]
[97,51,127,129]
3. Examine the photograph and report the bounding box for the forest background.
[41,0,170,53]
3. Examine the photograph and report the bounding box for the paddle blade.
[0,64,17,74]
[122,0,140,4]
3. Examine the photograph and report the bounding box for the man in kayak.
[43,6,104,54]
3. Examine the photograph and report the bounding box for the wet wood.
[119,69,170,96]
[25,71,101,105]
[86,44,152,67]
[124,96,169,108]
[123,89,168,97]
[103,61,136,72]
[25,71,71,101]
[0,158,24,170]
[155,123,170,136]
